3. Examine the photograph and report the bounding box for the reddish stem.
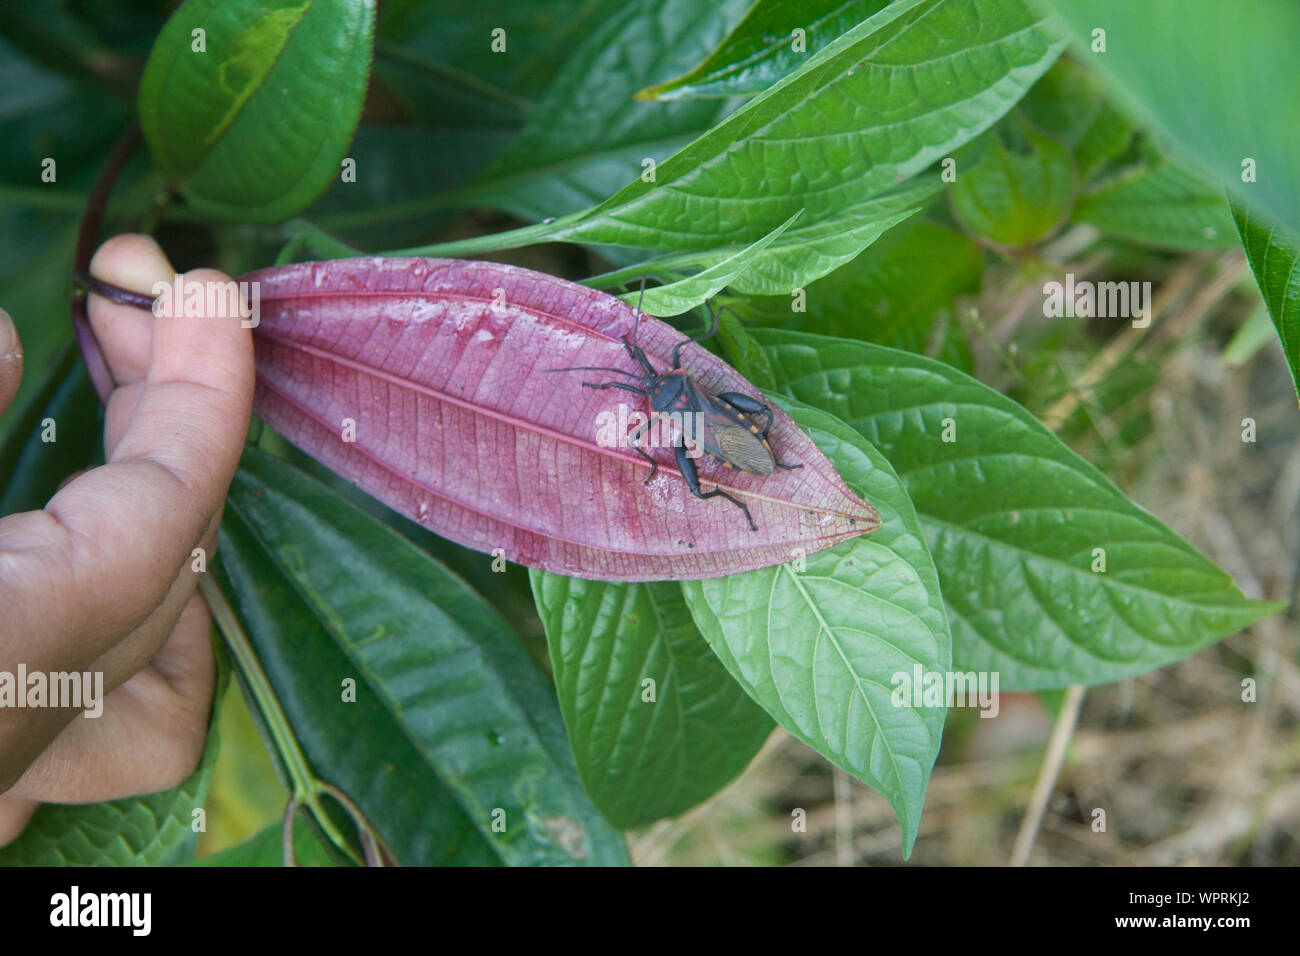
[70,123,142,403]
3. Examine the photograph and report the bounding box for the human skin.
[0,234,254,845]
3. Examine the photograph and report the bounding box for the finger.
[0,307,22,417]
[8,594,217,803]
[86,234,175,386]
[86,510,220,691]
[0,795,38,848]
[0,267,253,671]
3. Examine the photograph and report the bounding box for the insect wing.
[696,388,776,474]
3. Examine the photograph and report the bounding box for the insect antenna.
[541,364,642,378]
[628,274,648,346]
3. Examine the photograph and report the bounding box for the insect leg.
[714,391,804,471]
[715,391,774,437]
[628,411,670,484]
[670,302,748,368]
[674,444,757,531]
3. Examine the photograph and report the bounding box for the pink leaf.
[242,257,878,581]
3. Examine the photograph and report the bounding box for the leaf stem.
[198,574,389,866]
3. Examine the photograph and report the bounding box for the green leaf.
[741,221,980,372]
[531,575,774,828]
[715,308,779,390]
[682,400,950,856]
[376,0,590,115]
[303,124,516,248]
[640,0,893,101]
[619,211,801,316]
[950,112,1075,246]
[214,516,496,867]
[219,448,629,866]
[755,330,1284,689]
[1076,158,1237,250]
[0,345,101,515]
[1232,202,1300,401]
[192,815,337,866]
[0,36,122,445]
[137,0,376,222]
[461,0,750,222]
[594,178,941,299]
[1043,0,1300,238]
[548,0,1066,252]
[0,646,229,865]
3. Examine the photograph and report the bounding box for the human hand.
[0,234,254,845]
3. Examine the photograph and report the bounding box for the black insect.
[547,286,801,531]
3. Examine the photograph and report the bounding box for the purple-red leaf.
[242,258,878,581]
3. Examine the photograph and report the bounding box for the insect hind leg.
[674,444,757,531]
[714,391,804,471]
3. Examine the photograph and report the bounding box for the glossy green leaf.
[1076,159,1237,250]
[137,0,376,222]
[545,0,1065,252]
[1044,0,1300,238]
[741,221,980,372]
[620,211,800,316]
[682,399,950,856]
[640,0,892,101]
[715,308,779,390]
[755,330,1284,689]
[531,575,773,828]
[461,0,749,222]
[950,112,1075,246]
[214,513,497,867]
[0,648,228,865]
[219,448,629,866]
[1232,202,1300,401]
[0,345,100,515]
[595,179,941,299]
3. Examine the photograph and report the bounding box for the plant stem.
[199,574,383,866]
[1009,683,1085,866]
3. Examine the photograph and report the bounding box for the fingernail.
[0,307,20,361]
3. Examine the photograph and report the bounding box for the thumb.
[0,308,21,418]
